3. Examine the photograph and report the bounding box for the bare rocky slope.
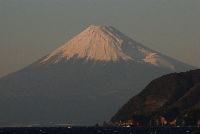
[110,69,200,126]
[0,25,196,127]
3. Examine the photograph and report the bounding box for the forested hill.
[110,69,200,126]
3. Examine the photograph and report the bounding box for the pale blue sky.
[1,0,200,78]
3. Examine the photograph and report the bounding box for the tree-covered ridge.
[110,69,200,126]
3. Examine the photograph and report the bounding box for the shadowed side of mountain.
[0,57,174,126]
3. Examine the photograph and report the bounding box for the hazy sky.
[1,0,200,78]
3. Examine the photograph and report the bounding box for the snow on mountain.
[40,25,178,70]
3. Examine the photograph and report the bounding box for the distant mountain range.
[0,25,196,127]
[110,69,200,126]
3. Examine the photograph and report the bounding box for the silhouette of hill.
[110,69,200,126]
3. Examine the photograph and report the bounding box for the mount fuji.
[0,25,196,126]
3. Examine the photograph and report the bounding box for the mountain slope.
[40,25,193,71]
[0,25,196,127]
[110,69,200,126]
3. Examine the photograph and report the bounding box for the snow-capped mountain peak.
[41,25,132,62]
[40,25,193,71]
